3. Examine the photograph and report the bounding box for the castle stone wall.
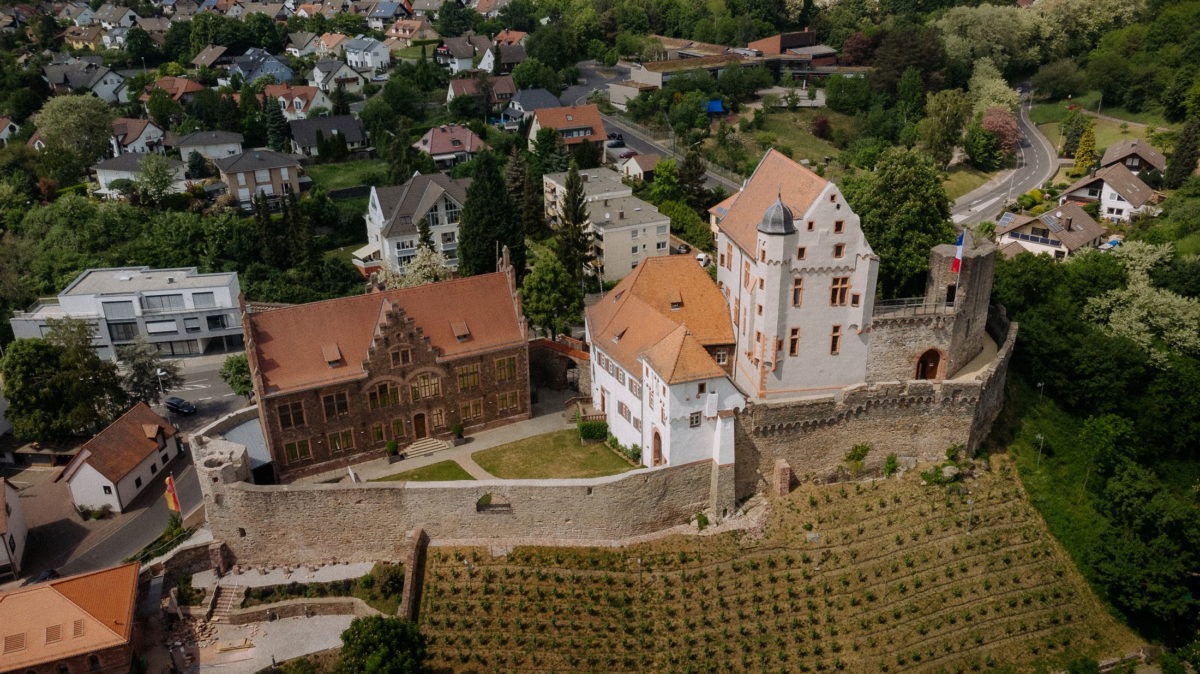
[865,314,956,382]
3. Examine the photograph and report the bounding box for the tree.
[435,0,478,37]
[1165,116,1200,190]
[647,158,682,204]
[330,83,350,116]
[967,57,1018,116]
[521,246,583,337]
[117,337,184,405]
[147,87,183,130]
[135,153,179,206]
[456,151,514,276]
[0,318,126,441]
[522,163,548,240]
[933,5,1040,76]
[824,74,872,114]
[125,26,158,64]
[895,66,925,126]
[187,150,209,179]
[555,163,591,283]
[981,107,1020,156]
[384,135,434,184]
[265,99,289,152]
[531,127,569,175]
[839,31,874,66]
[1072,120,1097,176]
[964,122,1003,171]
[917,89,971,167]
[510,57,561,92]
[1060,109,1088,157]
[30,95,115,178]
[678,149,709,212]
[219,353,253,397]
[1031,58,1088,100]
[842,148,954,298]
[337,616,427,674]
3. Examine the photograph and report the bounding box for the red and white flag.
[950,232,965,273]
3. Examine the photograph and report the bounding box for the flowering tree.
[981,107,1021,156]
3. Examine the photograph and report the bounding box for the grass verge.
[1036,118,1152,158]
[306,159,388,191]
[1030,92,1176,130]
[473,429,636,479]
[943,165,997,201]
[371,460,475,482]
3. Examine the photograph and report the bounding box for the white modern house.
[994,203,1108,260]
[343,35,391,71]
[173,130,244,161]
[62,403,183,514]
[8,266,243,360]
[0,478,27,581]
[585,255,744,467]
[1058,164,1158,223]
[355,173,470,276]
[309,59,366,94]
[110,118,164,155]
[92,153,187,200]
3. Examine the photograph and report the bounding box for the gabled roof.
[173,129,244,147]
[264,83,324,113]
[289,114,366,148]
[287,31,318,48]
[344,35,387,53]
[626,153,660,173]
[996,202,1106,252]
[495,43,526,65]
[0,563,139,671]
[375,172,471,238]
[493,28,525,45]
[413,123,487,156]
[1062,163,1154,208]
[510,87,559,110]
[93,152,183,173]
[440,35,477,59]
[231,47,292,80]
[586,255,733,382]
[43,61,115,91]
[448,74,516,103]
[310,59,363,86]
[141,76,204,102]
[532,104,606,145]
[63,403,175,483]
[317,32,347,50]
[110,117,157,146]
[247,272,525,395]
[711,149,830,253]
[136,16,170,32]
[191,43,228,67]
[215,148,300,174]
[387,17,431,37]
[1100,138,1166,172]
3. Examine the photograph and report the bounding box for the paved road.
[951,97,1060,226]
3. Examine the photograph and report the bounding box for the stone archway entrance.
[652,431,663,466]
[413,413,427,439]
[915,349,942,380]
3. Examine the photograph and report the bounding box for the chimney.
[618,210,625,219]
[1065,216,1073,231]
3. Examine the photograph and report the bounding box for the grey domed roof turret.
[758,197,795,235]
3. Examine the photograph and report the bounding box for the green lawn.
[1037,118,1152,158]
[1174,230,1200,256]
[757,109,847,163]
[942,165,996,201]
[372,460,475,482]
[473,429,635,479]
[1031,91,1176,130]
[306,159,388,191]
[322,242,367,264]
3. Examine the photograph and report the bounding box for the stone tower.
[191,436,251,543]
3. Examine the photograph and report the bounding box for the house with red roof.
[412,123,487,168]
[61,403,183,513]
[110,117,164,155]
[527,104,606,151]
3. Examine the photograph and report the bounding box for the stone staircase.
[405,437,449,459]
[210,585,245,622]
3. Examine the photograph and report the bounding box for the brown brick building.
[244,262,531,482]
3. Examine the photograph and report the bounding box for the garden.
[472,429,636,479]
[417,456,1140,671]
[240,563,406,615]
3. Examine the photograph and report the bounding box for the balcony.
[873,297,956,318]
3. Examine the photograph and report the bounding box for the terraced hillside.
[419,456,1141,672]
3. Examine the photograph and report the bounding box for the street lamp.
[156,368,168,397]
[1036,381,1045,404]
[1034,433,1044,467]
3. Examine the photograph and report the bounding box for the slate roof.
[174,130,244,147]
[247,272,524,395]
[1100,138,1166,172]
[374,172,471,238]
[64,403,176,483]
[215,149,300,173]
[996,202,1106,252]
[1062,163,1155,208]
[504,87,560,115]
[289,114,366,148]
[230,47,293,81]
[343,35,386,53]
[310,59,362,86]
[43,61,115,91]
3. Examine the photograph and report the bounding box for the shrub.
[884,454,899,476]
[695,512,709,530]
[812,116,831,139]
[385,440,398,456]
[578,419,608,441]
[451,424,464,437]
[845,444,871,475]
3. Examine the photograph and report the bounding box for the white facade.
[309,61,366,93]
[345,39,392,71]
[715,161,880,399]
[66,438,182,514]
[365,185,463,273]
[1,479,27,580]
[112,123,165,155]
[179,139,243,160]
[92,71,129,104]
[95,163,187,199]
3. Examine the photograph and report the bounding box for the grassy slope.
[419,457,1141,672]
[306,159,388,191]
[372,460,476,482]
[943,166,996,201]
[473,429,635,479]
[1030,91,1176,130]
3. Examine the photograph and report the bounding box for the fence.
[872,297,956,318]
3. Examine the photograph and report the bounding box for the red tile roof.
[493,29,526,45]
[110,117,154,147]
[532,104,605,145]
[64,403,176,483]
[248,273,527,396]
[711,148,829,253]
[413,124,488,156]
[140,76,204,102]
[264,83,324,114]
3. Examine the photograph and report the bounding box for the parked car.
[607,138,625,148]
[618,150,639,159]
[164,397,197,415]
[675,243,691,255]
[21,569,60,586]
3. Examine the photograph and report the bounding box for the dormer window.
[321,342,342,365]
[451,320,471,342]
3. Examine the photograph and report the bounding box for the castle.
[191,150,1016,564]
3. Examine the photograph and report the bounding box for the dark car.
[607,138,625,148]
[21,569,60,586]
[675,243,692,255]
[164,397,197,415]
[607,132,623,140]
[618,150,639,159]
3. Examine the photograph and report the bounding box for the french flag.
[950,232,964,273]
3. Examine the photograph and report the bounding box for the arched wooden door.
[413,413,427,439]
[652,431,663,466]
[915,349,942,380]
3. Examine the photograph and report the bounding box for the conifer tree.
[522,163,548,241]
[456,151,513,276]
[1072,121,1097,176]
[330,83,350,115]
[418,217,435,251]
[531,127,570,175]
[1165,115,1200,189]
[678,149,709,212]
[1060,108,1088,157]
[556,163,592,284]
[266,100,289,152]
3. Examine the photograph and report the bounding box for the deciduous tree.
[31,95,115,178]
[337,616,427,674]
[917,89,971,167]
[981,107,1020,156]
[118,336,184,405]
[219,353,253,397]
[521,246,583,337]
[135,153,179,207]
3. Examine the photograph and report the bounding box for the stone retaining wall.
[225,596,379,625]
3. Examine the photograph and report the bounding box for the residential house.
[94,3,138,29]
[445,73,515,112]
[102,27,129,49]
[191,43,231,69]
[315,31,348,57]
[1099,138,1166,175]
[136,16,171,34]
[63,25,105,49]
[0,478,27,580]
[264,83,331,120]
[172,0,200,18]
[410,0,446,16]
[1058,163,1158,222]
[309,59,367,94]
[26,130,45,151]
[215,149,302,209]
[367,1,409,30]
[527,104,606,151]
[619,153,660,181]
[43,59,128,103]
[60,3,96,26]
[385,17,437,46]
[493,28,526,46]
[585,255,743,467]
[344,35,392,71]
[499,87,559,127]
[435,34,491,73]
[62,403,184,514]
[544,167,671,281]
[229,47,295,84]
[241,2,292,20]
[289,115,368,157]
[9,266,243,360]
[140,76,205,104]
[0,116,19,146]
[173,129,244,161]
[243,258,530,482]
[473,0,512,17]
[0,563,140,674]
[110,118,165,155]
[286,31,319,57]
[358,172,470,274]
[412,123,487,168]
[92,153,187,200]
[995,203,1108,260]
[478,43,526,75]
